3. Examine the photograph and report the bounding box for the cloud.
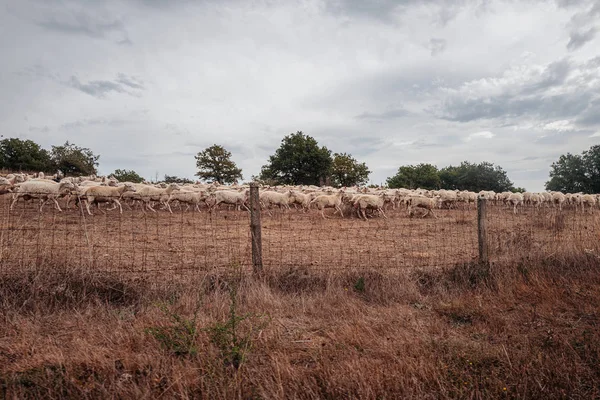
[65,74,145,98]
[464,131,495,142]
[429,38,447,56]
[567,27,597,50]
[3,0,600,191]
[355,108,410,120]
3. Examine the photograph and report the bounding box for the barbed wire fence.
[1,186,599,286]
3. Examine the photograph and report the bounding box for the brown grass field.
[1,194,600,399]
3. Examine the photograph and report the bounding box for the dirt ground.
[2,194,598,280]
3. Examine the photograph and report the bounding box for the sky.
[1,0,599,191]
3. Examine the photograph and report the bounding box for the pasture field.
[1,193,600,399]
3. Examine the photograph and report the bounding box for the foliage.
[205,283,269,369]
[387,163,441,189]
[0,138,53,172]
[330,153,371,187]
[110,169,145,183]
[439,161,514,192]
[259,131,332,186]
[195,145,243,184]
[546,145,600,193]
[164,175,194,185]
[511,187,527,193]
[50,141,100,176]
[145,302,200,357]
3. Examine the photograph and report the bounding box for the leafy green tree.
[259,131,332,185]
[386,163,440,189]
[546,145,600,193]
[195,144,243,184]
[439,161,514,192]
[511,187,527,193]
[164,174,194,185]
[50,141,99,176]
[0,138,53,172]
[111,169,145,183]
[330,153,370,187]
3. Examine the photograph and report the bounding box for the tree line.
[1,135,599,193]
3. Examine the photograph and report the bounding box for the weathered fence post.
[249,182,263,274]
[477,195,489,264]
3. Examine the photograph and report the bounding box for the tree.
[259,131,332,185]
[439,161,514,192]
[0,138,53,172]
[330,153,370,187]
[195,144,243,184]
[111,169,145,183]
[386,163,440,190]
[50,141,99,176]
[164,174,194,185]
[546,145,600,193]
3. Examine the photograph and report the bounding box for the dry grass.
[1,254,599,399]
[1,196,600,398]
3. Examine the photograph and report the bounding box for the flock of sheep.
[1,172,599,220]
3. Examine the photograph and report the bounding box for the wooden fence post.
[477,196,489,264]
[249,182,263,274]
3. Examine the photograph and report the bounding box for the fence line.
[1,188,599,284]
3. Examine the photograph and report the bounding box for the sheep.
[352,194,390,221]
[211,190,249,212]
[551,192,566,210]
[82,183,137,215]
[310,190,346,219]
[135,183,181,213]
[169,189,210,212]
[406,195,440,218]
[507,193,524,214]
[259,190,292,211]
[11,180,75,212]
[288,190,314,212]
[580,194,597,213]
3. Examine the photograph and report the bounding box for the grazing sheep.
[507,193,524,214]
[580,194,597,213]
[406,195,440,218]
[83,183,137,215]
[11,180,75,212]
[310,191,346,219]
[551,192,566,210]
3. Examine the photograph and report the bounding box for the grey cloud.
[37,12,124,39]
[116,73,145,90]
[577,99,600,126]
[61,118,131,130]
[440,91,594,123]
[429,38,447,56]
[65,74,145,98]
[567,27,597,50]
[438,57,599,124]
[355,108,410,120]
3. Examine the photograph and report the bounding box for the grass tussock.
[1,254,600,399]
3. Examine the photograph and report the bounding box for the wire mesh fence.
[1,190,599,284]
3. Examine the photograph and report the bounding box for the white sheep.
[211,190,249,212]
[352,194,389,220]
[259,190,292,210]
[310,191,346,219]
[406,195,440,218]
[11,180,75,212]
[135,183,181,213]
[170,189,210,212]
[551,192,566,210]
[507,193,524,214]
[83,183,137,215]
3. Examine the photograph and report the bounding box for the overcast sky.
[1,0,599,190]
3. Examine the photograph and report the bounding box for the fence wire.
[1,192,598,284]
